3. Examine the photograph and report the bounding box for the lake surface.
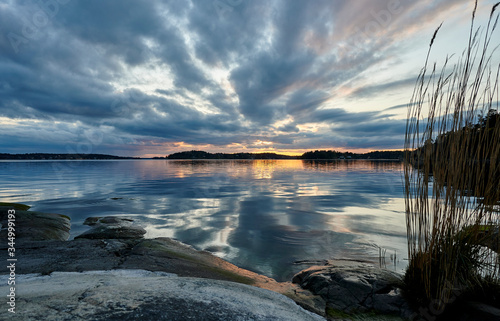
[0,159,408,281]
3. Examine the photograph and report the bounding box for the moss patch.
[326,307,403,321]
[0,202,31,211]
[58,214,71,221]
[137,240,196,261]
[326,307,351,319]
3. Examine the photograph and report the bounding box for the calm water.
[0,159,407,281]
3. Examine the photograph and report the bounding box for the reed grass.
[404,0,500,311]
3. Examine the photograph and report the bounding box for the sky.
[0,0,499,157]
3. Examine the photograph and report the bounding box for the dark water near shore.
[0,159,407,281]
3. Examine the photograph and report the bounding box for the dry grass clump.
[404,0,500,313]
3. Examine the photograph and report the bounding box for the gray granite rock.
[0,236,327,318]
[293,260,412,319]
[0,208,413,320]
[75,216,146,239]
[0,270,326,321]
[0,204,70,241]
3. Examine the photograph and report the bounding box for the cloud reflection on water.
[0,159,407,280]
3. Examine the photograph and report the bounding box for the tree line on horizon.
[409,109,499,199]
[166,149,404,160]
[415,109,499,163]
[0,153,138,160]
[0,150,403,160]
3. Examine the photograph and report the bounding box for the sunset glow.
[1,1,498,157]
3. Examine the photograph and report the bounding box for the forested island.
[166,151,297,159]
[0,150,404,160]
[166,150,404,160]
[300,150,404,160]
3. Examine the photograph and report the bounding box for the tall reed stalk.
[404,0,500,311]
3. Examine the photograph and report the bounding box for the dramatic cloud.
[0,0,497,156]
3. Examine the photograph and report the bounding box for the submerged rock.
[293,260,412,319]
[75,216,146,239]
[0,204,70,241]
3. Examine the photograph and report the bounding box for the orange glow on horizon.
[134,141,403,158]
[139,147,403,158]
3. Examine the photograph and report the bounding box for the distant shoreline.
[0,153,139,160]
[165,150,404,160]
[164,158,403,160]
[0,150,404,161]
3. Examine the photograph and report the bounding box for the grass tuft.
[404,0,500,313]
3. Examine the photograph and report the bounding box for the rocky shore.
[0,203,416,320]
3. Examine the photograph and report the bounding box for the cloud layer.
[0,0,495,156]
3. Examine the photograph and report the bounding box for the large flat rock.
[0,236,326,318]
[0,270,325,321]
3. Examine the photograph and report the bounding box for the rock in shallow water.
[76,216,146,239]
[0,204,70,241]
